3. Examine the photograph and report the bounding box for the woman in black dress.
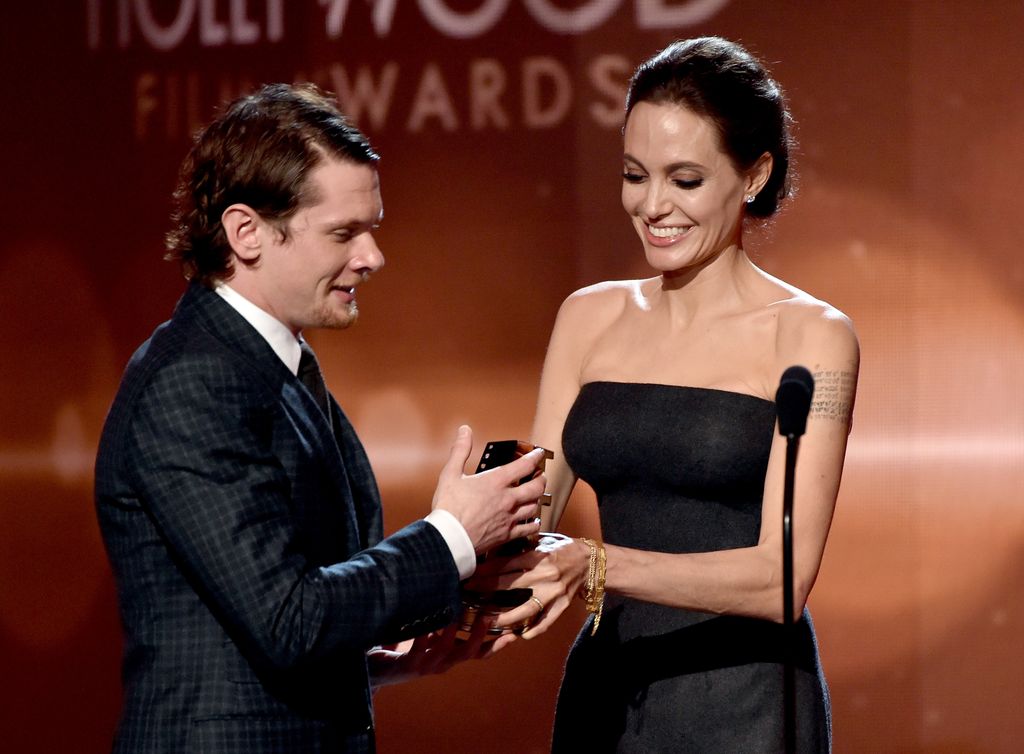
[496,37,858,752]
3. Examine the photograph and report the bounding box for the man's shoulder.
[108,289,281,427]
[123,308,225,385]
[97,304,283,477]
[131,283,277,380]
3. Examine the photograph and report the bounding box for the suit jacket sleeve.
[118,351,460,672]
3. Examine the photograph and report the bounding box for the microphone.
[775,366,814,437]
[775,365,813,754]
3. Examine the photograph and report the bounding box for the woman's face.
[621,101,758,273]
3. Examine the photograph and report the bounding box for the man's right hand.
[431,425,545,554]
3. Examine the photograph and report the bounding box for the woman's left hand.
[487,532,591,640]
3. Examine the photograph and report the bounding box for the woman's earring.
[745,195,756,204]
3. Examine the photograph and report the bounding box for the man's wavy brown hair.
[165,83,379,286]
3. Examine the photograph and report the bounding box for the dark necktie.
[298,341,333,430]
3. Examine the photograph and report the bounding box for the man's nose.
[353,233,385,274]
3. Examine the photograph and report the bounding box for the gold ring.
[530,595,545,614]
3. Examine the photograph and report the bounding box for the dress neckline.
[580,380,776,407]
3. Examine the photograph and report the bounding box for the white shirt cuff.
[424,509,476,580]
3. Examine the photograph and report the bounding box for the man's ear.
[221,204,262,263]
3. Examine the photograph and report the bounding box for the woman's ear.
[746,152,774,199]
[221,204,262,263]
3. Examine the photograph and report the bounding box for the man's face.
[253,157,384,334]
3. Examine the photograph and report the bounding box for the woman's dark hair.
[166,83,379,286]
[626,37,795,218]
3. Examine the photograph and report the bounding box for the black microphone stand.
[775,365,813,754]
[782,431,799,754]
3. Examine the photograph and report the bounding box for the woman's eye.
[675,178,703,190]
[622,172,645,183]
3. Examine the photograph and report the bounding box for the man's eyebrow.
[320,215,382,232]
[319,217,363,229]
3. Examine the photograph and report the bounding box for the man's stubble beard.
[317,300,359,330]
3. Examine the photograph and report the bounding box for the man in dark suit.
[94,83,546,753]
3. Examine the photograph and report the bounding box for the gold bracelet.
[591,540,606,635]
[578,537,606,635]
[579,537,596,603]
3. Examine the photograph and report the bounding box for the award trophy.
[457,440,553,640]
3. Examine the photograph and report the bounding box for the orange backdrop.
[2,2,1022,752]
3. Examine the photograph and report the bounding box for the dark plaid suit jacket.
[95,282,461,753]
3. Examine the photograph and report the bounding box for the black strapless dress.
[552,382,831,753]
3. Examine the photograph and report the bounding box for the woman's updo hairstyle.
[626,37,795,218]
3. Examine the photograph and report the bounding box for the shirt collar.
[214,282,303,375]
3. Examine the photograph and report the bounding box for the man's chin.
[305,304,359,331]
[329,304,359,330]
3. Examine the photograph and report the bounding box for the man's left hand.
[367,616,517,688]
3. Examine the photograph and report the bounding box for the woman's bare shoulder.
[764,280,859,368]
[544,279,654,363]
[558,278,652,324]
[564,278,650,304]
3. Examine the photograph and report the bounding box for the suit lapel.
[179,283,364,553]
[328,401,383,549]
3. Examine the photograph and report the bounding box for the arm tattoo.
[810,369,856,422]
